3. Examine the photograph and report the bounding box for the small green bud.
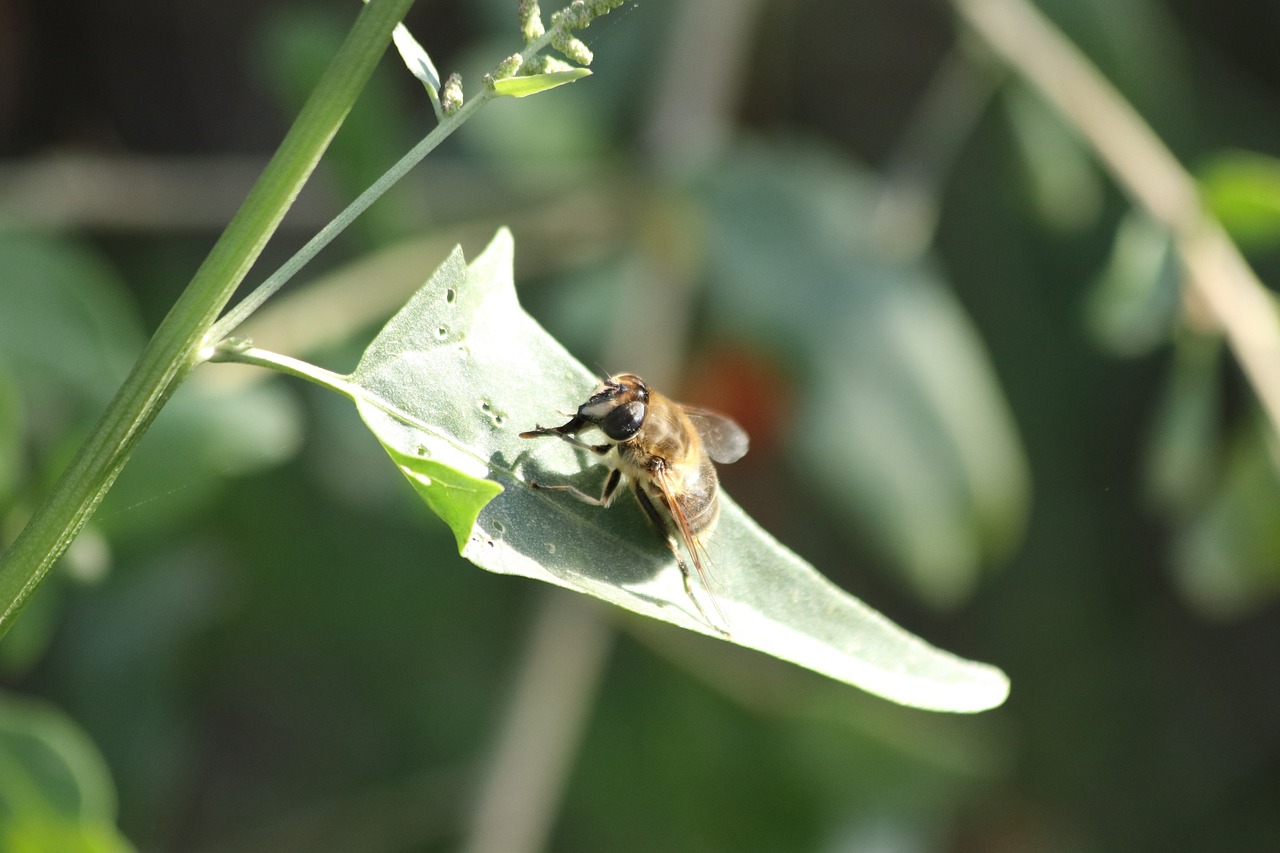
[525,55,575,75]
[518,0,545,43]
[494,53,523,81]
[550,2,590,31]
[551,30,593,65]
[440,73,464,115]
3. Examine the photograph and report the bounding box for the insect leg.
[632,486,729,636]
[530,467,622,508]
[519,419,611,455]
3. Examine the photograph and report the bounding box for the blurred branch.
[642,0,766,177]
[870,46,1002,257]
[952,0,1280,437]
[461,592,614,853]
[0,153,614,233]
[0,155,297,231]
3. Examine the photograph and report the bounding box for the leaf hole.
[434,325,449,340]
[445,287,457,304]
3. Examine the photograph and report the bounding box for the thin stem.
[206,20,576,347]
[204,99,487,345]
[209,342,359,398]
[870,46,1002,257]
[217,342,512,490]
[0,0,418,634]
[461,592,613,853]
[952,0,1280,437]
[211,343,439,446]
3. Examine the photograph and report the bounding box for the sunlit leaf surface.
[491,69,592,98]
[350,229,1009,712]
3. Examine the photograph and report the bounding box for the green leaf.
[1145,332,1221,512]
[1200,149,1280,250]
[391,24,442,96]
[0,697,132,852]
[491,69,592,98]
[349,228,1009,712]
[1004,83,1103,231]
[0,233,144,405]
[1171,415,1280,618]
[1085,210,1181,356]
[358,0,440,95]
[385,446,504,552]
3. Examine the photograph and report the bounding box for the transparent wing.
[650,469,730,633]
[683,408,749,464]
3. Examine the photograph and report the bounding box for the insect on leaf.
[349,229,1009,713]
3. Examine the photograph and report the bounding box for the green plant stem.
[211,344,448,450]
[204,106,485,345]
[211,344,358,398]
[206,22,573,346]
[0,0,418,635]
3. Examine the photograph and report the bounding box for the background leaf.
[1200,149,1280,250]
[701,142,1030,607]
[349,229,1009,712]
[1085,210,1181,356]
[0,697,132,853]
[1003,82,1104,231]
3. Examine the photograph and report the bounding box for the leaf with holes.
[346,228,1009,713]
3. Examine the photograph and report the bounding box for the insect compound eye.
[600,400,646,441]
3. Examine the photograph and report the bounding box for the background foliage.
[3,0,1280,850]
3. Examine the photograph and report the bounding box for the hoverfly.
[520,373,749,634]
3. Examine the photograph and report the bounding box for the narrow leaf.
[349,229,1009,712]
[492,69,592,98]
[1085,210,1180,356]
[361,0,441,95]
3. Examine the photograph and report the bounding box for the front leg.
[520,417,611,456]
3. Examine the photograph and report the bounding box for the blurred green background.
[3,0,1280,850]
